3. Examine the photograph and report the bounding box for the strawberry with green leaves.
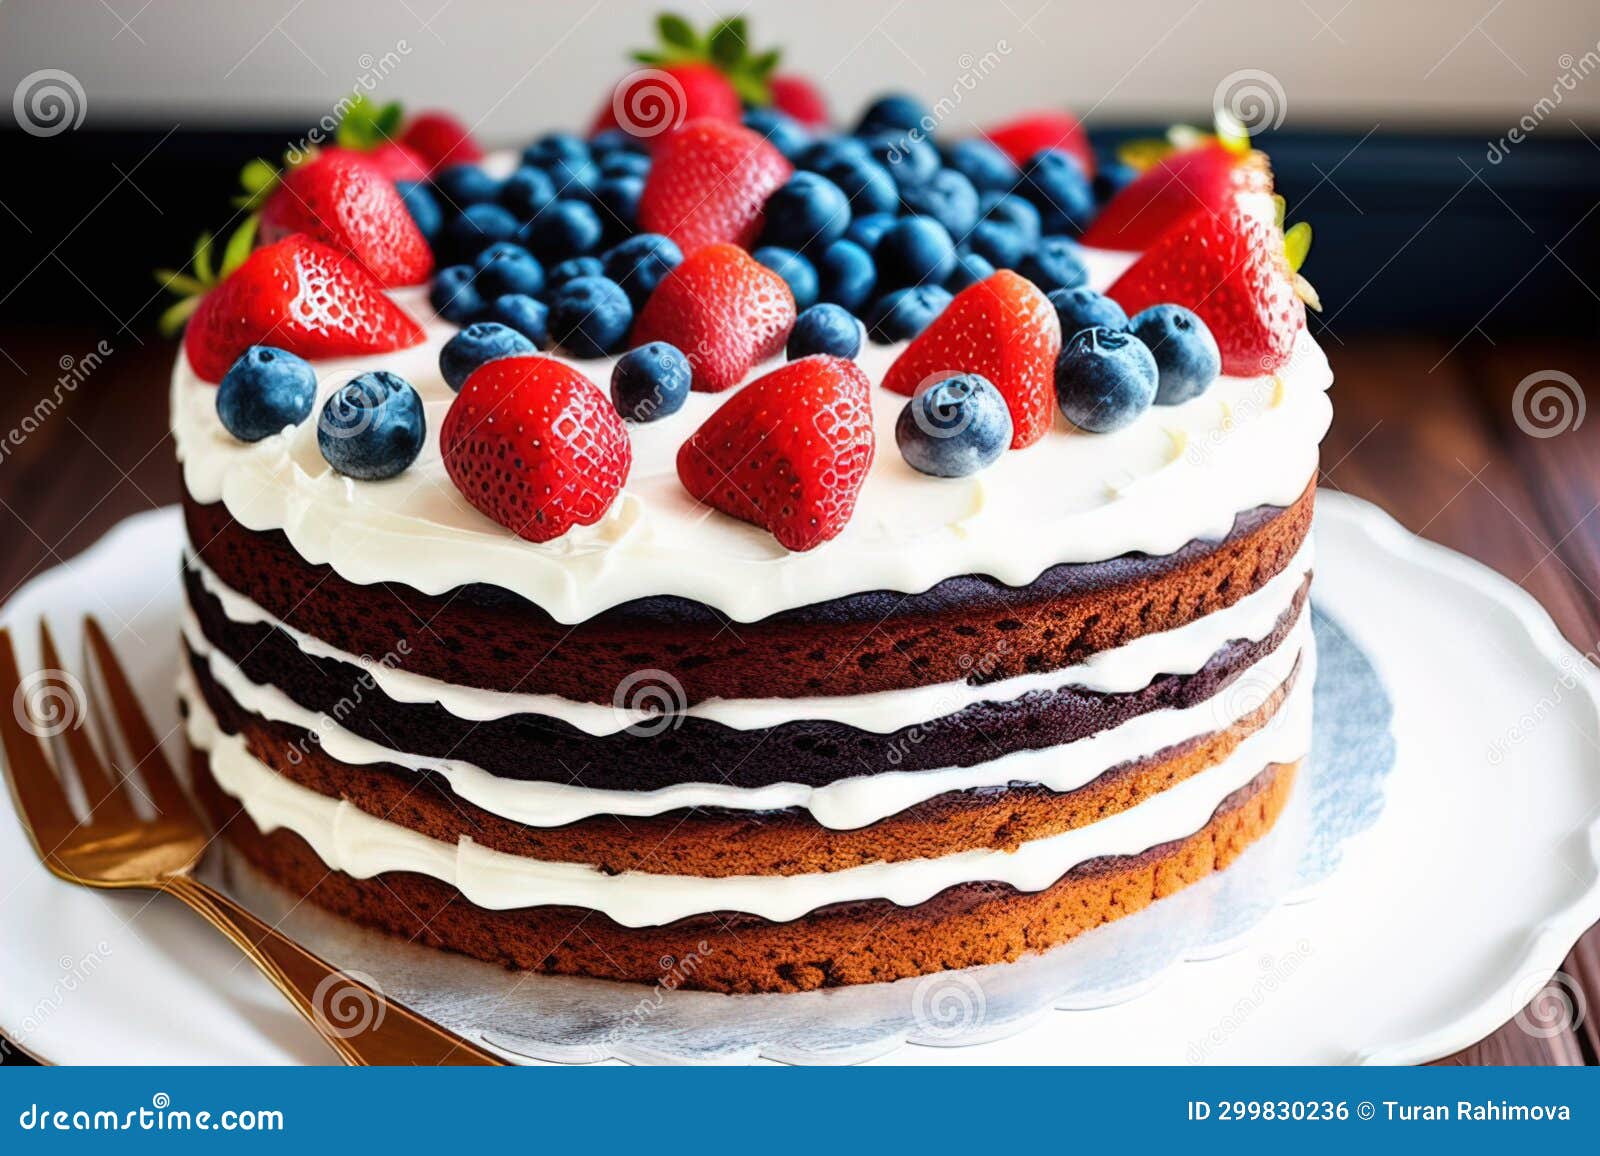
[328,94,428,182]
[1082,134,1273,252]
[637,119,791,254]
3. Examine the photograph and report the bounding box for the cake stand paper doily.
[223,606,1394,1066]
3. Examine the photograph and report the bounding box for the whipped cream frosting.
[185,534,1310,734]
[182,642,1314,925]
[171,251,1332,624]
[184,589,1307,828]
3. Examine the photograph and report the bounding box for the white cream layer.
[182,644,1312,926]
[182,595,1307,829]
[170,241,1332,625]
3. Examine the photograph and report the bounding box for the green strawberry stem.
[154,216,259,337]
[630,11,782,105]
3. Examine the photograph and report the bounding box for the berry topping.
[788,304,864,360]
[317,371,427,480]
[498,166,558,219]
[489,294,550,348]
[1054,327,1158,433]
[430,264,485,324]
[946,251,996,293]
[895,373,1013,478]
[611,342,692,422]
[216,346,317,442]
[866,285,953,344]
[638,119,791,253]
[768,75,830,129]
[442,356,632,542]
[1082,140,1271,252]
[1107,191,1312,376]
[1018,235,1090,293]
[547,255,605,291]
[395,180,442,240]
[435,164,502,206]
[815,240,876,311]
[443,202,521,263]
[399,110,484,175]
[899,169,980,239]
[742,108,811,161]
[631,242,796,392]
[255,150,434,287]
[548,275,635,358]
[875,216,957,289]
[760,171,852,252]
[440,322,537,392]
[677,355,874,551]
[473,242,545,298]
[855,93,929,137]
[753,246,819,310]
[520,200,605,263]
[1016,149,1095,235]
[1049,287,1129,340]
[1128,304,1223,405]
[601,232,685,307]
[883,270,1060,449]
[983,111,1093,174]
[943,139,1019,193]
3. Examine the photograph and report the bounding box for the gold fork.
[0,616,504,1066]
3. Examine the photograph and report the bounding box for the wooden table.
[0,327,1595,1065]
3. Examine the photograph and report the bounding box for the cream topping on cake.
[171,252,1332,624]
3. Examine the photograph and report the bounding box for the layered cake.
[167,20,1329,993]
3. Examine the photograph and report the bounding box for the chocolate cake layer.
[185,571,1307,789]
[195,751,1297,993]
[190,649,1299,874]
[182,482,1313,703]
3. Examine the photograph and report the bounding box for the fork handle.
[162,875,504,1065]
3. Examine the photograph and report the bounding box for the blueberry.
[522,132,590,169]
[900,169,980,238]
[1094,159,1139,204]
[753,246,819,311]
[590,175,644,241]
[541,154,601,198]
[599,150,652,179]
[895,373,1013,477]
[845,212,898,253]
[743,108,810,160]
[809,154,899,216]
[489,293,550,348]
[947,250,996,292]
[980,193,1042,244]
[1018,149,1095,234]
[761,172,852,252]
[317,371,427,480]
[395,180,442,240]
[1019,236,1089,292]
[589,130,644,157]
[816,240,877,311]
[601,233,683,307]
[434,164,501,206]
[944,139,1019,193]
[866,285,953,343]
[429,264,487,324]
[854,93,930,137]
[521,200,604,262]
[547,255,604,292]
[1054,327,1158,433]
[610,342,691,422]
[861,131,940,189]
[875,216,957,289]
[473,242,545,298]
[1049,287,1128,340]
[216,346,317,441]
[444,202,521,262]
[965,219,1030,269]
[799,136,871,173]
[788,304,865,360]
[439,321,536,392]
[1128,304,1222,405]
[498,166,558,218]
[547,275,633,357]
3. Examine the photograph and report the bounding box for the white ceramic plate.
[1,492,1597,1065]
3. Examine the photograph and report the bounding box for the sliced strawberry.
[181,236,425,383]
[631,242,796,392]
[1082,141,1272,251]
[983,111,1093,175]
[677,356,874,551]
[883,270,1061,450]
[637,119,791,253]
[592,61,743,144]
[769,74,829,127]
[1107,191,1308,376]
[400,110,484,174]
[441,356,632,543]
[258,151,433,287]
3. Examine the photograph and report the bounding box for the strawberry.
[441,356,632,543]
[327,93,431,181]
[677,356,874,551]
[1107,192,1313,376]
[983,111,1093,174]
[400,110,484,174]
[173,235,425,383]
[257,151,434,287]
[352,141,429,183]
[769,74,829,127]
[1081,140,1272,251]
[592,62,742,143]
[631,242,796,392]
[637,119,791,253]
[883,270,1061,450]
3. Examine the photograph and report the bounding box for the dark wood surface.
[0,326,1595,1065]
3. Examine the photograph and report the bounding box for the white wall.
[3,0,1598,142]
